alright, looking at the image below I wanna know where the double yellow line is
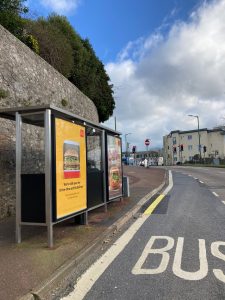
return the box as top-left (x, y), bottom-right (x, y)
top-left (144, 194), bottom-right (165, 215)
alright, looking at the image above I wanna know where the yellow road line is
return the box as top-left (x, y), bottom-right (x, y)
top-left (144, 194), bottom-right (165, 215)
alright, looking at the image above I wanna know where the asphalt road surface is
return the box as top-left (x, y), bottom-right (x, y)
top-left (62, 168), bottom-right (225, 300)
top-left (170, 165), bottom-right (225, 201)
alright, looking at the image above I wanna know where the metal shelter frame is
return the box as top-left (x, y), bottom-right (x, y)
top-left (0, 105), bottom-right (121, 247)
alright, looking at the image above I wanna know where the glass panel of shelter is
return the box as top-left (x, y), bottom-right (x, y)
top-left (86, 126), bottom-right (104, 209)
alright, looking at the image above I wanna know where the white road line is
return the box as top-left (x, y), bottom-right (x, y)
top-left (199, 181), bottom-right (204, 183)
top-left (194, 177), bottom-right (198, 180)
top-left (188, 175), bottom-right (192, 177)
top-left (61, 172), bottom-right (174, 300)
top-left (222, 201), bottom-right (225, 205)
top-left (212, 192), bottom-right (219, 197)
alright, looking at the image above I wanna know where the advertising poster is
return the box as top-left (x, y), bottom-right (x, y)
top-left (107, 135), bottom-right (122, 200)
top-left (55, 118), bottom-right (87, 219)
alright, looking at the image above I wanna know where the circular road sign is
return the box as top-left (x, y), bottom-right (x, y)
top-left (145, 139), bottom-right (150, 146)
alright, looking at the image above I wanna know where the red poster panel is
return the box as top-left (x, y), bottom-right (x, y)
top-left (107, 135), bottom-right (122, 200)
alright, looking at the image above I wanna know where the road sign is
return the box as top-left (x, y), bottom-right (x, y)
top-left (145, 139), bottom-right (150, 146)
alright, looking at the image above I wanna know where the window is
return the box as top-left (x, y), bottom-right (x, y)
top-left (174, 157), bottom-right (177, 161)
top-left (173, 137), bottom-right (176, 145)
top-left (188, 135), bottom-right (192, 140)
top-left (188, 145), bottom-right (192, 151)
top-left (189, 156), bottom-right (193, 161)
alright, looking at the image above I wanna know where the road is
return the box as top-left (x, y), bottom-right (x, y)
top-left (61, 167), bottom-right (225, 300)
top-left (170, 165), bottom-right (225, 201)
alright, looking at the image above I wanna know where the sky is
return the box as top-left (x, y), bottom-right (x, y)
top-left (27, 0), bottom-right (225, 151)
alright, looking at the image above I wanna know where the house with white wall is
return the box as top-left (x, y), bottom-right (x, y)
top-left (163, 127), bottom-right (225, 165)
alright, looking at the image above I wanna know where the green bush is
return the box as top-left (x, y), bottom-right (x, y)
top-left (61, 98), bottom-right (68, 107)
top-left (24, 34), bottom-right (39, 54)
top-left (0, 88), bottom-right (9, 98)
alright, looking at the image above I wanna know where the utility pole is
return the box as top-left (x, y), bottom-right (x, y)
top-left (188, 114), bottom-right (201, 161)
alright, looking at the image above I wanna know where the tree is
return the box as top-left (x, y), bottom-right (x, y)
top-left (0, 0), bottom-right (28, 38)
top-left (1, 9), bottom-right (115, 122)
top-left (46, 15), bottom-right (115, 122)
top-left (91, 60), bottom-right (115, 121)
top-left (25, 18), bottom-right (73, 77)
top-left (0, 0), bottom-right (28, 13)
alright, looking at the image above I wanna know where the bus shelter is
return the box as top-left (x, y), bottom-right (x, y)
top-left (0, 105), bottom-right (123, 247)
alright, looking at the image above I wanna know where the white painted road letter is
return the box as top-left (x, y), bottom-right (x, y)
top-left (172, 237), bottom-right (208, 280)
top-left (132, 236), bottom-right (174, 275)
top-left (211, 241), bottom-right (225, 283)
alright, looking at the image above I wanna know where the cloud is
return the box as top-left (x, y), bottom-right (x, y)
top-left (104, 0), bottom-right (225, 151)
top-left (40, 0), bottom-right (80, 14)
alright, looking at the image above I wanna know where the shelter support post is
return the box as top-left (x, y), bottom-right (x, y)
top-left (45, 109), bottom-right (53, 248)
top-left (84, 211), bottom-right (88, 225)
top-left (16, 113), bottom-right (22, 243)
top-left (102, 130), bottom-right (108, 213)
top-left (81, 211), bottom-right (88, 225)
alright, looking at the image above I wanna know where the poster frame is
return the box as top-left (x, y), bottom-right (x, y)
top-left (106, 133), bottom-right (123, 202)
top-left (51, 116), bottom-right (87, 222)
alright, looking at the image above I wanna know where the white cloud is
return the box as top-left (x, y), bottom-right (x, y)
top-left (104, 0), bottom-right (225, 151)
top-left (40, 0), bottom-right (80, 14)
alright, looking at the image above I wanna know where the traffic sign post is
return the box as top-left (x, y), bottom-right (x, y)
top-left (145, 139), bottom-right (150, 151)
top-left (144, 139), bottom-right (150, 167)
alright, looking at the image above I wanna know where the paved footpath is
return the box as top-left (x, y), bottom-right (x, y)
top-left (0, 166), bottom-right (165, 300)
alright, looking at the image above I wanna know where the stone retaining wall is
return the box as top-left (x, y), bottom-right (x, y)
top-left (0, 25), bottom-right (99, 219)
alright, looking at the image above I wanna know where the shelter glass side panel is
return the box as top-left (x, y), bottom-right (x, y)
top-left (107, 135), bottom-right (122, 201)
top-left (55, 118), bottom-right (87, 220)
top-left (87, 128), bottom-right (104, 208)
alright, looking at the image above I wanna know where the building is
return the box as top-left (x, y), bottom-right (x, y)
top-left (163, 127), bottom-right (225, 165)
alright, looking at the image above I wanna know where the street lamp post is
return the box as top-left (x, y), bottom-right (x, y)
top-left (125, 133), bottom-right (132, 161)
top-left (188, 114), bottom-right (201, 161)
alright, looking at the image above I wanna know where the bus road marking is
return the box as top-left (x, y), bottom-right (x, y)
top-left (132, 236), bottom-right (225, 283)
top-left (61, 171), bottom-right (174, 300)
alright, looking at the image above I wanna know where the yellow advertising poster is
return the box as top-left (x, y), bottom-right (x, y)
top-left (55, 118), bottom-right (87, 219)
